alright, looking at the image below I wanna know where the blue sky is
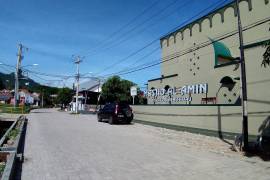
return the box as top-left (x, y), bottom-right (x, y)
top-left (0, 0), bottom-right (232, 88)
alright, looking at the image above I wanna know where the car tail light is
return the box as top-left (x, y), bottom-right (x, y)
top-left (129, 106), bottom-right (133, 113)
top-left (115, 105), bottom-right (119, 114)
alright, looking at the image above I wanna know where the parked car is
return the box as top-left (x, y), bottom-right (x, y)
top-left (259, 135), bottom-right (270, 153)
top-left (97, 102), bottom-right (133, 124)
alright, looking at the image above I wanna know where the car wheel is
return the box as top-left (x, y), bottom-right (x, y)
top-left (98, 115), bottom-right (102, 122)
top-left (126, 118), bottom-right (132, 124)
top-left (109, 116), bottom-right (114, 125)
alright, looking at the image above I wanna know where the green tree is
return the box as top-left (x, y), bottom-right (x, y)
top-left (135, 89), bottom-right (147, 105)
top-left (262, 41), bottom-right (270, 67)
top-left (56, 88), bottom-right (73, 106)
top-left (101, 76), bottom-right (135, 103)
top-left (36, 85), bottom-right (60, 107)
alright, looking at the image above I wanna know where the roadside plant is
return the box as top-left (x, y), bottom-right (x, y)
top-left (7, 129), bottom-right (19, 141)
top-left (0, 162), bottom-right (5, 176)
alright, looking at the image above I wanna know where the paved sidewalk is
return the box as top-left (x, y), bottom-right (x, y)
top-left (21, 109), bottom-right (270, 180)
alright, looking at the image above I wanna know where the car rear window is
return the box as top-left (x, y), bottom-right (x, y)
top-left (118, 103), bottom-right (129, 109)
top-left (104, 103), bottom-right (115, 110)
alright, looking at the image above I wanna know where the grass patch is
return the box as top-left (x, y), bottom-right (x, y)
top-left (7, 129), bottom-right (20, 141)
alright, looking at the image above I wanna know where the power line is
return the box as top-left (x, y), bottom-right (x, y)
top-left (8, 14), bottom-right (268, 84)
top-left (27, 47), bottom-right (71, 62)
top-left (84, 0), bottom-right (184, 57)
top-left (78, 0), bottom-right (161, 55)
top-left (28, 72), bottom-right (63, 82)
top-left (105, 17), bottom-right (270, 77)
top-left (95, 38), bottom-right (158, 75)
top-left (3, 0), bottom-right (229, 82)
top-left (25, 69), bottom-right (73, 78)
top-left (161, 16), bottom-right (270, 62)
top-left (116, 47), bottom-right (160, 74)
top-left (88, 0), bottom-right (229, 60)
top-left (0, 63), bottom-right (74, 81)
top-left (105, 59), bottom-right (158, 77)
top-left (90, 0), bottom-right (219, 58)
top-left (96, 0), bottom-right (230, 75)
top-left (28, 73), bottom-right (71, 88)
top-left (116, 36), bottom-right (270, 77)
top-left (14, 15), bottom-right (268, 83)
top-left (0, 66), bottom-right (13, 73)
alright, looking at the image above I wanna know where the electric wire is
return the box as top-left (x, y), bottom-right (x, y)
top-left (25, 69), bottom-right (73, 78)
top-left (95, 0), bottom-right (231, 75)
top-left (116, 47), bottom-right (160, 74)
top-left (83, 0), bottom-right (181, 57)
top-left (0, 66), bottom-right (13, 74)
top-left (114, 34), bottom-right (270, 77)
top-left (78, 0), bottom-right (161, 55)
top-left (85, 0), bottom-right (189, 57)
top-left (3, 0), bottom-right (230, 81)
top-left (3, 16), bottom-right (268, 84)
top-left (104, 17), bottom-right (270, 77)
top-left (89, 0), bottom-right (229, 58)
top-left (2, 0), bottom-right (265, 86)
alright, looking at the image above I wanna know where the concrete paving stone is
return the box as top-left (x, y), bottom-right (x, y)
top-left (21, 108), bottom-right (270, 180)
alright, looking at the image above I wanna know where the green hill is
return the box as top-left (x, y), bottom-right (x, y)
top-left (0, 71), bottom-right (62, 95)
top-left (0, 72), bottom-right (42, 91)
top-left (0, 71), bottom-right (67, 106)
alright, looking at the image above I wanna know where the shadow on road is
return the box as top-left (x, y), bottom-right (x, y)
top-left (98, 119), bottom-right (135, 126)
top-left (245, 116), bottom-right (270, 161)
top-left (14, 118), bottom-right (28, 180)
top-left (31, 111), bottom-right (53, 114)
top-left (244, 143), bottom-right (270, 161)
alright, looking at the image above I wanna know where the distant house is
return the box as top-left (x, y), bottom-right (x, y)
top-left (0, 90), bottom-right (12, 104)
top-left (19, 89), bottom-right (34, 105)
top-left (9, 90), bottom-right (40, 106)
top-left (70, 79), bottom-right (104, 112)
top-left (79, 79), bottom-right (103, 105)
top-left (32, 92), bottom-right (40, 106)
top-left (70, 95), bottom-right (85, 112)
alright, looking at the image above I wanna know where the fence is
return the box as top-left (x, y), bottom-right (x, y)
top-left (0, 104), bottom-right (30, 114)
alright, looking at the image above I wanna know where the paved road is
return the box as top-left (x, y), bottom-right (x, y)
top-left (22, 109), bottom-right (269, 180)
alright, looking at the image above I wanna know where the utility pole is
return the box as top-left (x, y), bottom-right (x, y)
top-left (96, 78), bottom-right (101, 110)
top-left (14, 44), bottom-right (23, 107)
top-left (74, 56), bottom-right (82, 114)
top-left (236, 0), bottom-right (249, 151)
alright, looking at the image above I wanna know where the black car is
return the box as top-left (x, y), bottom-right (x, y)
top-left (97, 102), bottom-right (133, 124)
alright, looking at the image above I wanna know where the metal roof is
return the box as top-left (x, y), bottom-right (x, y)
top-left (79, 79), bottom-right (103, 92)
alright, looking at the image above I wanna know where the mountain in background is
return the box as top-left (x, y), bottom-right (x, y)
top-left (0, 71), bottom-right (61, 94)
top-left (0, 71), bottom-right (42, 91)
top-left (0, 71), bottom-right (71, 106)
